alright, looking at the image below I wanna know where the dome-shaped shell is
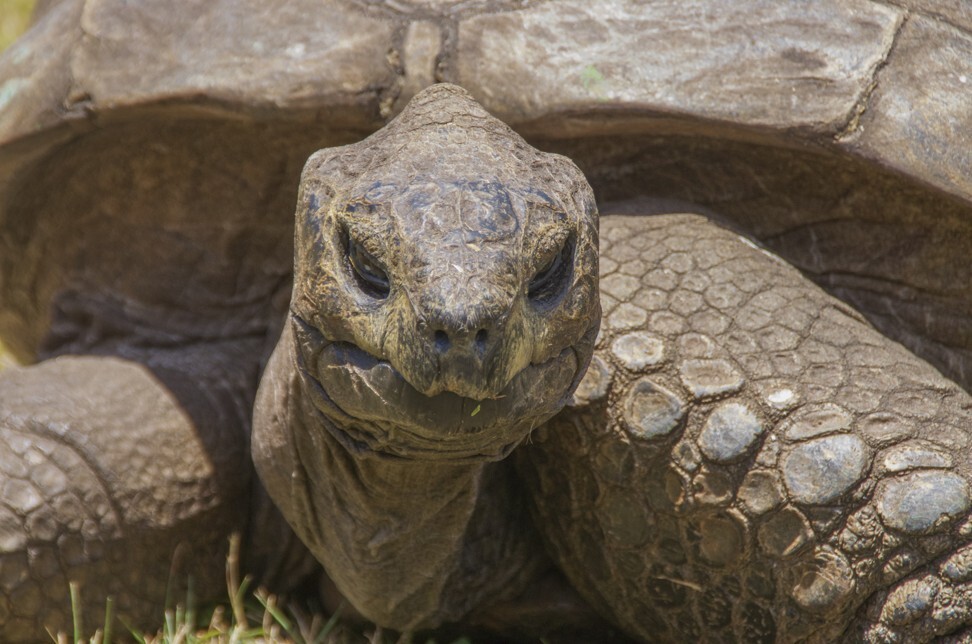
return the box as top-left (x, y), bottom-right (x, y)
top-left (1, 0), bottom-right (970, 392)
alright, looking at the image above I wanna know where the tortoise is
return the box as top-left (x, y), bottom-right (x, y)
top-left (1, 0), bottom-right (972, 641)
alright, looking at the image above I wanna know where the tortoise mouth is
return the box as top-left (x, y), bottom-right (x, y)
top-left (292, 315), bottom-right (580, 461)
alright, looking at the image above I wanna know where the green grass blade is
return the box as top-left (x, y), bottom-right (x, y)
top-left (314, 603), bottom-right (344, 644)
top-left (225, 533), bottom-right (249, 629)
top-left (120, 617), bottom-right (146, 644)
top-left (102, 597), bottom-right (114, 644)
top-left (185, 576), bottom-right (196, 639)
top-left (69, 582), bottom-right (82, 644)
top-left (255, 589), bottom-right (293, 633)
top-left (165, 608), bottom-right (176, 640)
top-left (232, 576), bottom-right (253, 620)
top-left (237, 626), bottom-right (266, 639)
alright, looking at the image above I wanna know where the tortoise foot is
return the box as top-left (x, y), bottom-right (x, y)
top-left (0, 347), bottom-right (254, 640)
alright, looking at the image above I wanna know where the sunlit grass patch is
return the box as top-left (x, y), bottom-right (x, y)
top-left (51, 535), bottom-right (343, 644)
top-left (52, 535), bottom-right (474, 644)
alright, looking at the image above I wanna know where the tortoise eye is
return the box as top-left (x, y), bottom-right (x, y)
top-left (528, 235), bottom-right (574, 304)
top-left (347, 236), bottom-right (390, 299)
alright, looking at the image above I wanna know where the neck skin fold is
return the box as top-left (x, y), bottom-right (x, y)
top-left (252, 322), bottom-right (546, 631)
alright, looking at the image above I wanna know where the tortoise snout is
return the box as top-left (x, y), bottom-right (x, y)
top-left (418, 303), bottom-right (514, 398)
top-left (431, 325), bottom-right (490, 358)
top-left (426, 305), bottom-right (503, 367)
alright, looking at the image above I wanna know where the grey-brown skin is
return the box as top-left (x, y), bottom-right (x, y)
top-left (3, 0), bottom-right (972, 641)
top-left (0, 341), bottom-right (270, 639)
top-left (522, 215), bottom-right (972, 642)
top-left (255, 85), bottom-right (972, 642)
top-left (6, 0), bottom-right (972, 398)
top-left (281, 84), bottom-right (599, 460)
top-left (2, 76), bottom-right (972, 641)
top-left (252, 84), bottom-right (600, 630)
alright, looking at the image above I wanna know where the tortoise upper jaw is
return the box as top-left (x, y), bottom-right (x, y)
top-left (291, 314), bottom-right (580, 461)
top-left (401, 336), bottom-right (523, 401)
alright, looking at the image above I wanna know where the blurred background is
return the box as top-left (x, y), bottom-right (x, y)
top-left (0, 0), bottom-right (33, 51)
top-left (0, 0), bottom-right (33, 368)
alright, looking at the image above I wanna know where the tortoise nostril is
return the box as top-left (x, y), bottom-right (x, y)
top-left (434, 330), bottom-right (450, 353)
top-left (475, 329), bottom-right (488, 351)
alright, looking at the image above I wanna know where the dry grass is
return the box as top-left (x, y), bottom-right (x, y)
top-left (53, 535), bottom-right (451, 644)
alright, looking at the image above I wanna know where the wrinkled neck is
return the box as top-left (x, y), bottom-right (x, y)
top-left (252, 324), bottom-right (544, 631)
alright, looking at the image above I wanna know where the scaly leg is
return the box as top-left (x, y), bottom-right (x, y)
top-left (522, 214), bottom-right (972, 642)
top-left (0, 340), bottom-right (258, 640)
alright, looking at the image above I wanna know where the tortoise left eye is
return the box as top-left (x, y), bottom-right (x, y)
top-left (347, 236), bottom-right (390, 299)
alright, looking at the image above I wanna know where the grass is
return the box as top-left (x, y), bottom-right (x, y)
top-left (52, 536), bottom-right (345, 644)
top-left (0, 0), bottom-right (33, 52)
top-left (52, 535), bottom-right (474, 644)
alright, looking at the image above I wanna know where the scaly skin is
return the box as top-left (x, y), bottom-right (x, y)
top-left (256, 86), bottom-right (972, 641)
top-left (0, 340), bottom-right (262, 640)
top-left (4, 84), bottom-right (972, 642)
top-left (254, 323), bottom-right (551, 631)
top-left (520, 214), bottom-right (972, 642)
top-left (253, 84), bottom-right (601, 631)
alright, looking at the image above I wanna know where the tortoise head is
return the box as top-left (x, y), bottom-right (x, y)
top-left (290, 84), bottom-right (599, 461)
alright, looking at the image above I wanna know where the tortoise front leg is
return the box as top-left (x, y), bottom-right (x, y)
top-left (848, 550), bottom-right (972, 642)
top-left (0, 341), bottom-right (257, 641)
top-left (521, 213), bottom-right (972, 642)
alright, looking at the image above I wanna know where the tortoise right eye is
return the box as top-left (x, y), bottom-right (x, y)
top-left (528, 235), bottom-right (574, 305)
top-left (347, 236), bottom-right (390, 299)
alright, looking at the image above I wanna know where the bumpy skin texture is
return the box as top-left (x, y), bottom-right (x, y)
top-left (0, 341), bottom-right (260, 640)
top-left (4, 75), bottom-right (972, 641)
top-left (253, 84), bottom-right (600, 631)
top-left (521, 214), bottom-right (972, 642)
top-left (284, 83), bottom-right (599, 460)
top-left (256, 86), bottom-right (972, 641)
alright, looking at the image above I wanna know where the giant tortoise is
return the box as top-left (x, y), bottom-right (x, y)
top-left (1, 0), bottom-right (971, 642)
